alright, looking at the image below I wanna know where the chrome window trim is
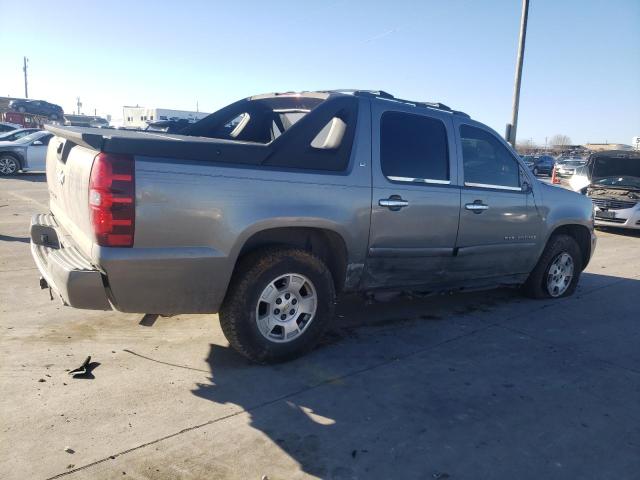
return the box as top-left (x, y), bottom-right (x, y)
top-left (464, 182), bottom-right (522, 192)
top-left (387, 176), bottom-right (451, 185)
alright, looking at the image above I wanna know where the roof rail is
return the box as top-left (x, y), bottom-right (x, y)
top-left (342, 90), bottom-right (470, 118)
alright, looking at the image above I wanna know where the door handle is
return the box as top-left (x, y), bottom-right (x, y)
top-left (379, 196), bottom-right (409, 211)
top-left (465, 201), bottom-right (489, 214)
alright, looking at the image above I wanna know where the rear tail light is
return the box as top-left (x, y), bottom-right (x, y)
top-left (89, 153), bottom-right (135, 247)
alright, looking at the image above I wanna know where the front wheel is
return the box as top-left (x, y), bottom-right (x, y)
top-left (220, 247), bottom-right (335, 363)
top-left (523, 234), bottom-right (582, 299)
top-left (0, 155), bottom-right (20, 176)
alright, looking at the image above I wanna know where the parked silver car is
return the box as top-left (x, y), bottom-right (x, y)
top-left (0, 131), bottom-right (53, 176)
top-left (586, 151), bottom-right (640, 230)
top-left (30, 90), bottom-right (596, 362)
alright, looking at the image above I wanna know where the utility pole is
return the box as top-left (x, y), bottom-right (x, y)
top-left (506, 0), bottom-right (530, 147)
top-left (76, 97), bottom-right (82, 115)
top-left (23, 57), bottom-right (29, 98)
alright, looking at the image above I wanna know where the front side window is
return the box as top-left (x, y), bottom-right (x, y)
top-left (460, 125), bottom-right (520, 189)
top-left (380, 112), bottom-right (449, 182)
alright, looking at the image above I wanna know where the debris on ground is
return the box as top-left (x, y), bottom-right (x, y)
top-left (64, 447), bottom-right (75, 454)
top-left (38, 378), bottom-right (46, 382)
top-left (68, 356), bottom-right (99, 378)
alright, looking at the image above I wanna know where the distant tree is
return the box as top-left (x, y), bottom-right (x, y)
top-left (516, 138), bottom-right (537, 154)
top-left (550, 134), bottom-right (571, 147)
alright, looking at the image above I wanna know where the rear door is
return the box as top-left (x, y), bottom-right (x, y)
top-left (363, 103), bottom-right (461, 289)
top-left (451, 121), bottom-right (541, 279)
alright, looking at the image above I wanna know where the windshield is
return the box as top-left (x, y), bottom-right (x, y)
top-left (13, 132), bottom-right (44, 144)
top-left (592, 176), bottom-right (640, 189)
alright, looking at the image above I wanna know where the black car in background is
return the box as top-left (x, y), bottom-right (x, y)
top-left (522, 154), bottom-right (555, 176)
top-left (8, 99), bottom-right (64, 120)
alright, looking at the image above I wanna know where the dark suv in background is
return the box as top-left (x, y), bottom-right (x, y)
top-left (9, 99), bottom-right (64, 120)
top-left (523, 155), bottom-right (555, 176)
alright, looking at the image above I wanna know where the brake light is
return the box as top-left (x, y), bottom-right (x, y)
top-left (89, 153), bottom-right (135, 247)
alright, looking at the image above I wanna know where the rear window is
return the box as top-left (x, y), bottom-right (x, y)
top-left (184, 95), bottom-right (328, 144)
top-left (380, 112), bottom-right (449, 182)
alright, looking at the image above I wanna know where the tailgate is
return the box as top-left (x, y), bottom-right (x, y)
top-left (45, 137), bottom-right (98, 259)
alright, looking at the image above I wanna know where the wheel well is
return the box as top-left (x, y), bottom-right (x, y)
top-left (237, 227), bottom-right (348, 293)
top-left (0, 152), bottom-right (22, 168)
top-left (550, 224), bottom-right (591, 269)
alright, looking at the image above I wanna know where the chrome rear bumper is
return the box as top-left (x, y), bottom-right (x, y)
top-left (30, 213), bottom-right (111, 310)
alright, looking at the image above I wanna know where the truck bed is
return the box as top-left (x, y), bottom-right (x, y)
top-left (45, 125), bottom-right (269, 165)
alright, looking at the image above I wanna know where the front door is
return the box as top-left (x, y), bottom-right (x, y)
top-left (26, 136), bottom-right (50, 171)
top-left (363, 105), bottom-right (461, 289)
top-left (451, 122), bottom-right (542, 280)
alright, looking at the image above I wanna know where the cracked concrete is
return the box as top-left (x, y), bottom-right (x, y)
top-left (1, 173), bottom-right (639, 479)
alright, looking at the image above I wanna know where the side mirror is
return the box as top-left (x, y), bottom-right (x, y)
top-left (521, 180), bottom-right (533, 193)
top-left (32, 140), bottom-right (43, 146)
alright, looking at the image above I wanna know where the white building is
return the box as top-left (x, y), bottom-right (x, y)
top-left (122, 106), bottom-right (209, 128)
top-left (633, 136), bottom-right (640, 151)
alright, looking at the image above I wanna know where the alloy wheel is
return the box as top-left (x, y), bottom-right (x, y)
top-left (255, 273), bottom-right (317, 343)
top-left (546, 252), bottom-right (574, 297)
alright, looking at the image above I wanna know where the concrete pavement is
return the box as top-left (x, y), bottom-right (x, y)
top-left (1, 173), bottom-right (639, 479)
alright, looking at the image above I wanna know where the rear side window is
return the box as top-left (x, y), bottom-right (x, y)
top-left (460, 125), bottom-right (520, 188)
top-left (380, 112), bottom-right (449, 182)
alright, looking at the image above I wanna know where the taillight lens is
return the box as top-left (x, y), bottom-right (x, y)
top-left (89, 153), bottom-right (135, 247)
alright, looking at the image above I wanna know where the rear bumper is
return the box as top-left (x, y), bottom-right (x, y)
top-left (30, 213), bottom-right (111, 310)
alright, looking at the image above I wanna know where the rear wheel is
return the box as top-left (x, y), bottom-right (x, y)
top-left (220, 247), bottom-right (335, 363)
top-left (0, 155), bottom-right (20, 176)
top-left (523, 234), bottom-right (582, 299)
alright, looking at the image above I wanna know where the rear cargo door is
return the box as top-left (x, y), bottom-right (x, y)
top-left (364, 103), bottom-right (461, 289)
top-left (46, 137), bottom-right (98, 258)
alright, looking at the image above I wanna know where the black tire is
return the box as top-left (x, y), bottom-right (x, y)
top-left (219, 247), bottom-right (335, 363)
top-left (0, 155), bottom-right (20, 176)
top-left (523, 234), bottom-right (583, 299)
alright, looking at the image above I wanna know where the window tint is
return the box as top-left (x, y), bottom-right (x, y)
top-left (380, 112), bottom-right (449, 181)
top-left (460, 125), bottom-right (520, 188)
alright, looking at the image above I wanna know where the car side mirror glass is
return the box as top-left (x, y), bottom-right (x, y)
top-left (32, 140), bottom-right (43, 146)
top-left (521, 180), bottom-right (532, 193)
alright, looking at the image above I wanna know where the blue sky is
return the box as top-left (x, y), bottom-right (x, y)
top-left (0, 0), bottom-right (638, 145)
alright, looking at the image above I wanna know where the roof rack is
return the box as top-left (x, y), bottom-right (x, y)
top-left (327, 89), bottom-right (470, 118)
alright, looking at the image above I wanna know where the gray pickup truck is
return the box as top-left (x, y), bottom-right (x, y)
top-left (31, 90), bottom-right (596, 362)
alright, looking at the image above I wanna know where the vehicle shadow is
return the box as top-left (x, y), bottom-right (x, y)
top-left (596, 226), bottom-right (640, 238)
top-left (8, 172), bottom-right (46, 182)
top-left (189, 273), bottom-right (640, 478)
top-left (0, 234), bottom-right (30, 243)
top-left (189, 287), bottom-right (521, 478)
